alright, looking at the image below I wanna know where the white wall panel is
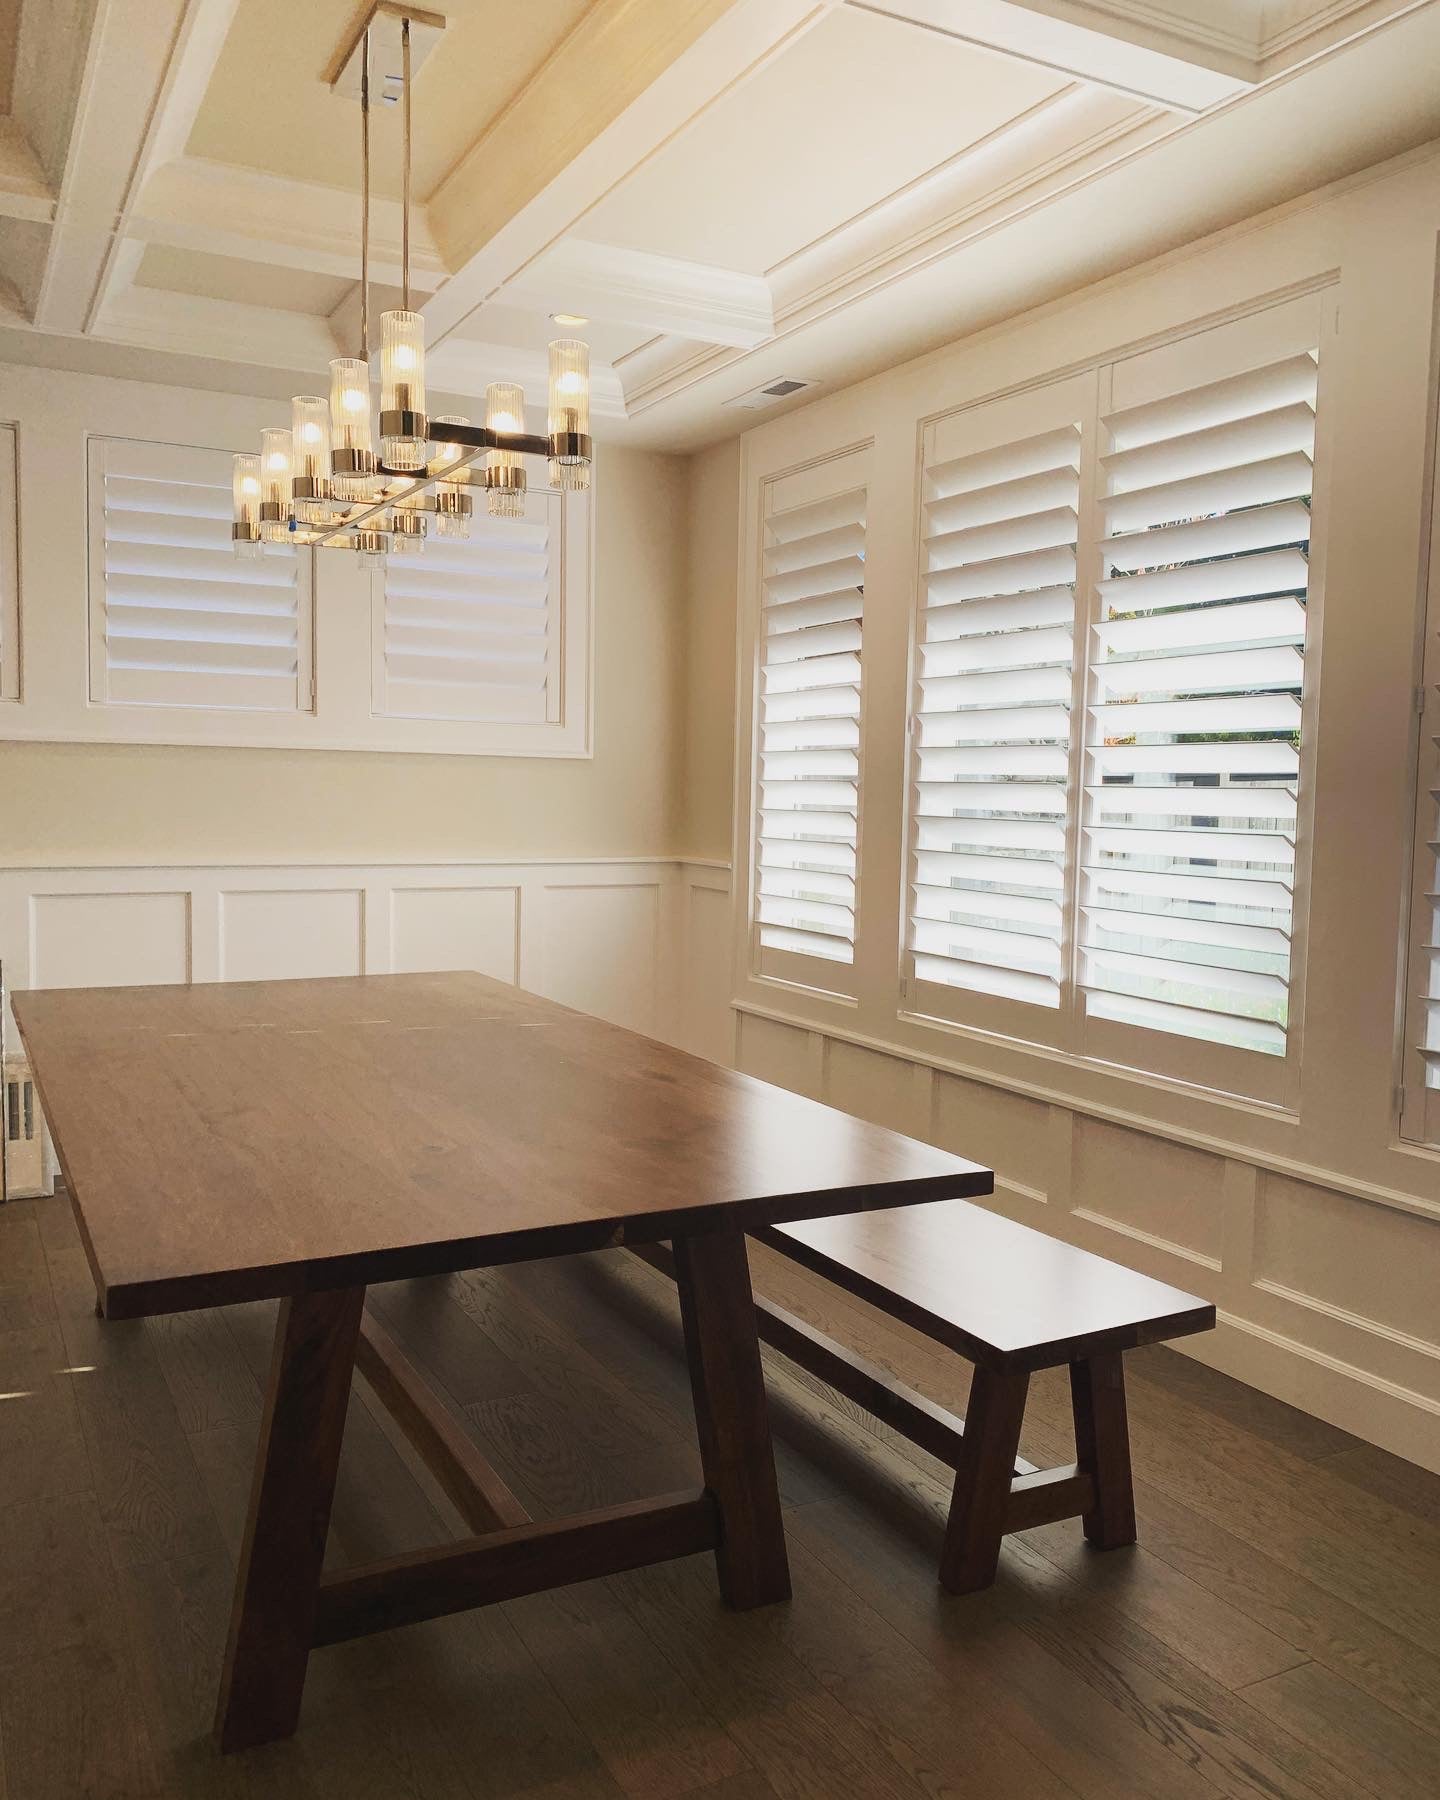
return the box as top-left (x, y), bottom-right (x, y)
top-left (219, 889), bottom-right (365, 983)
top-left (30, 891), bottom-right (190, 988)
top-left (930, 1070), bottom-right (1055, 1206)
top-left (538, 882), bottom-right (660, 1035)
top-left (390, 886), bottom-right (519, 983)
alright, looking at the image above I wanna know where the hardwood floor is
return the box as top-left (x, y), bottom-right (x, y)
top-left (2, 1191), bottom-right (1439, 1799)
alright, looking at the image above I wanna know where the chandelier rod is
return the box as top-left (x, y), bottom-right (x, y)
top-left (359, 27), bottom-right (371, 358)
top-left (401, 15), bottom-right (412, 314)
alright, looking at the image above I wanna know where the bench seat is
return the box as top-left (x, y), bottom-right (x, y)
top-left (634, 1196), bottom-right (1214, 1594)
top-left (755, 1198), bottom-right (1215, 1371)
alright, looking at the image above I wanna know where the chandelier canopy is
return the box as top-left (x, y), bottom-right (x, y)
top-left (232, 7), bottom-right (592, 566)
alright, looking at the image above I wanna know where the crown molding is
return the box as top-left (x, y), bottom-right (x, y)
top-left (503, 238), bottom-right (774, 348)
top-left (131, 156), bottom-right (447, 293)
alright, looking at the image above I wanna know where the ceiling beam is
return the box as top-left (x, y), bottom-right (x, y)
top-left (125, 157), bottom-right (446, 296)
top-left (33, 0), bottom-right (239, 336)
top-left (503, 238), bottom-right (774, 348)
top-left (855, 0), bottom-right (1258, 112)
top-left (422, 0), bottom-right (839, 349)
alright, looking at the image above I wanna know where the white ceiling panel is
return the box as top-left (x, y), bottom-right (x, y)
top-left (580, 5), bottom-right (1071, 275)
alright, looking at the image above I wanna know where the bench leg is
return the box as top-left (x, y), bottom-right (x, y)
top-left (939, 1366), bottom-right (1029, 1594)
top-left (1069, 1351), bottom-right (1136, 1551)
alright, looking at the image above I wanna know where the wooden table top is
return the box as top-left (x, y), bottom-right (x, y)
top-left (14, 972), bottom-right (991, 1320)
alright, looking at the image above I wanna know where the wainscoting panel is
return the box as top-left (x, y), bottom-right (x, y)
top-left (537, 882), bottom-right (661, 1036)
top-left (29, 890), bottom-right (191, 989)
top-left (219, 888), bottom-right (366, 983)
top-left (390, 885), bottom-right (520, 983)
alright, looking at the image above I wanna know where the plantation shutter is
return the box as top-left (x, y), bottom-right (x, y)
top-left (1079, 300), bottom-right (1322, 1071)
top-left (375, 488), bottom-right (558, 724)
top-left (906, 381), bottom-right (1088, 1021)
top-left (755, 455), bottom-right (868, 978)
top-left (88, 437), bottom-right (312, 712)
top-left (0, 424), bottom-right (16, 703)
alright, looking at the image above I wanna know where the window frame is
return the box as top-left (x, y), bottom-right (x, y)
top-left (893, 291), bottom-right (1336, 1110)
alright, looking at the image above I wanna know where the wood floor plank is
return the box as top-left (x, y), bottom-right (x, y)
top-left (0, 1490), bottom-right (127, 1668)
top-left (0, 1641), bottom-right (163, 1800)
top-left (1121, 1476), bottom-right (1440, 1741)
top-left (367, 1275), bottom-right (534, 1407)
top-left (614, 1556), bottom-right (936, 1800)
top-left (791, 1494), bottom-right (1313, 1800)
top-left (1238, 1659), bottom-right (1440, 1800)
top-left (506, 1576), bottom-right (754, 1800)
top-left (1125, 1346), bottom-right (1359, 1465)
top-left (148, 1311), bottom-right (263, 1437)
top-left (559, 1250), bottom-right (842, 1509)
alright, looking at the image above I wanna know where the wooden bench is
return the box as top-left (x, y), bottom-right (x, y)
top-left (634, 1197), bottom-right (1214, 1593)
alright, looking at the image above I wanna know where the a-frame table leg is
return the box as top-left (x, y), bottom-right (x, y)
top-left (673, 1229), bottom-right (791, 1610)
top-left (215, 1285), bottom-right (365, 1753)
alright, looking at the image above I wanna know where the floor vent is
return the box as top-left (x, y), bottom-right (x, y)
top-left (723, 376), bottom-right (817, 411)
top-left (3, 1058), bottom-right (52, 1200)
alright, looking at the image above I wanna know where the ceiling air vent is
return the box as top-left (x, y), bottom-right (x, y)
top-left (723, 377), bottom-right (817, 412)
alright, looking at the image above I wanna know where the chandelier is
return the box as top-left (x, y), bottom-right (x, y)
top-left (231, 10), bottom-right (592, 566)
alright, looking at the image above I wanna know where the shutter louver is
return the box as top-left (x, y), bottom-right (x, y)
top-left (377, 494), bottom-right (557, 724)
top-left (91, 438), bottom-right (310, 712)
top-left (1080, 348), bottom-right (1318, 1056)
top-left (908, 423), bottom-right (1082, 1006)
top-left (757, 484), bottom-right (866, 966)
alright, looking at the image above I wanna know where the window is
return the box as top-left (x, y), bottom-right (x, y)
top-left (88, 437), bottom-right (313, 714)
top-left (374, 490), bottom-right (560, 725)
top-left (752, 451), bottom-right (869, 988)
top-left (901, 294), bottom-right (1328, 1100)
top-left (1, 423), bottom-right (18, 703)
top-left (907, 380), bottom-right (1088, 1038)
top-left (0, 421), bottom-right (591, 755)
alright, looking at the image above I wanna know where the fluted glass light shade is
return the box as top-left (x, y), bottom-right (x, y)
top-left (390, 480), bottom-right (427, 556)
top-left (231, 452), bottom-right (262, 557)
top-left (328, 356), bottom-right (377, 499)
top-left (547, 338), bottom-right (590, 491)
top-left (380, 309), bottom-right (427, 470)
top-left (485, 383), bottom-right (526, 519)
top-left (290, 395), bottom-right (332, 523)
top-left (432, 414), bottom-right (473, 539)
top-left (259, 428), bottom-right (293, 544)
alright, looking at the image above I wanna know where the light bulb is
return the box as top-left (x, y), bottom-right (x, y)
top-left (379, 310), bottom-right (427, 471)
top-left (547, 339), bottom-right (591, 492)
top-left (328, 357), bottom-right (377, 501)
top-left (259, 428), bottom-right (293, 543)
top-left (485, 382), bottom-right (527, 519)
top-left (232, 452), bottom-right (263, 557)
top-left (290, 395), bottom-right (333, 523)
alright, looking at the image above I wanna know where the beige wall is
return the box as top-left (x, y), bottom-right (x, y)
top-left (3, 443), bottom-right (688, 865)
top-left (678, 437), bottom-right (740, 861)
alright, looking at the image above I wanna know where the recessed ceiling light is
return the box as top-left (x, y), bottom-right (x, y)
top-left (551, 312), bottom-right (589, 327)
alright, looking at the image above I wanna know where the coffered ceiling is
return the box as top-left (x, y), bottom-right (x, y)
top-left (0, 0), bottom-right (1436, 450)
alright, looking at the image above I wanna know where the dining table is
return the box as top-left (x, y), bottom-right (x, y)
top-left (12, 970), bottom-right (992, 1753)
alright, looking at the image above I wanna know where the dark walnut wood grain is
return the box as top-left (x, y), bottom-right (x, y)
top-left (13, 972), bottom-right (991, 1321)
top-left (757, 1197), bottom-right (1214, 1372)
